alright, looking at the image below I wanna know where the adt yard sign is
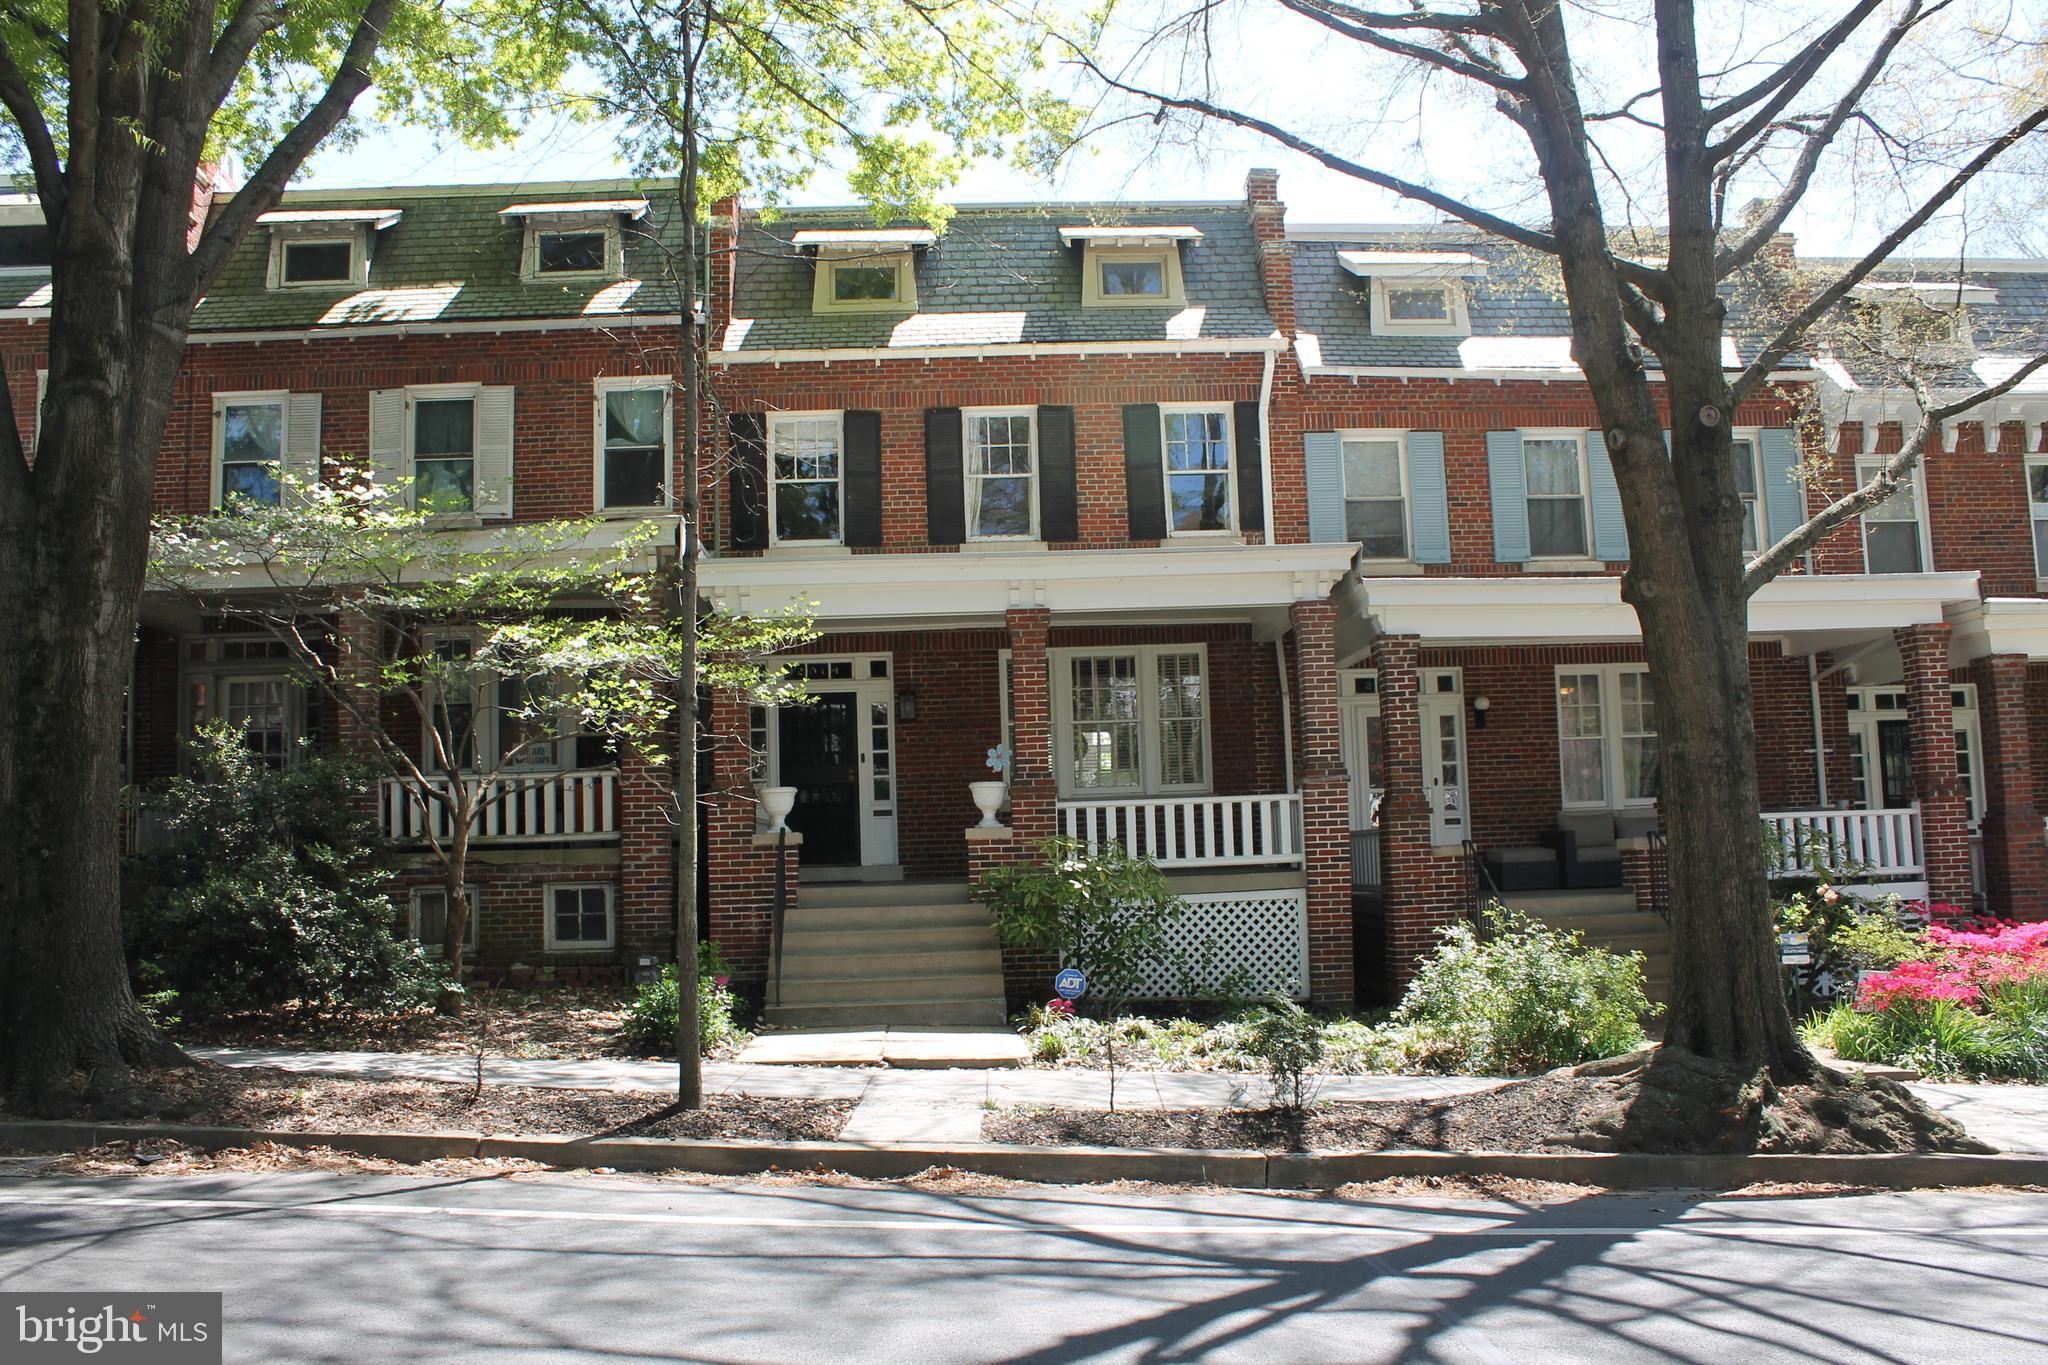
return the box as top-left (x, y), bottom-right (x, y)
top-left (1054, 967), bottom-right (1087, 1000)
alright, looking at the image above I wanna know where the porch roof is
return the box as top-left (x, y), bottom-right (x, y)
top-left (700, 543), bottom-right (1354, 629)
top-left (1335, 570), bottom-right (1982, 663)
top-left (1946, 596), bottom-right (2048, 663)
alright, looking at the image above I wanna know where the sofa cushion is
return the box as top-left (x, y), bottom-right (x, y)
top-left (1557, 810), bottom-right (1618, 849)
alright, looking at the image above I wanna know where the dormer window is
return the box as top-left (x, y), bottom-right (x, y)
top-left (502, 199), bottom-right (648, 283)
top-left (1337, 250), bottom-right (1486, 337)
top-left (257, 208), bottom-right (399, 291)
top-left (793, 228), bottom-right (933, 313)
top-left (1061, 225), bottom-right (1198, 308)
top-left (0, 223), bottom-right (51, 271)
top-left (1847, 280), bottom-right (1991, 361)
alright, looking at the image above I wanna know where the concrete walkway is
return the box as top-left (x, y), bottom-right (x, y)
top-left (736, 1028), bottom-right (1030, 1069)
top-left (189, 1047), bottom-right (2048, 1151)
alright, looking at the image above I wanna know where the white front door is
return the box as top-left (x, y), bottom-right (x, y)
top-left (1419, 670), bottom-right (1468, 846)
top-left (1341, 701), bottom-right (1379, 830)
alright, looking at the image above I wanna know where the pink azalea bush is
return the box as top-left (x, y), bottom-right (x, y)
top-left (1855, 919), bottom-right (2048, 1011)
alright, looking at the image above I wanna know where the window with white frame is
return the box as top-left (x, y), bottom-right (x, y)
top-left (1730, 433), bottom-right (1762, 554)
top-left (281, 238), bottom-right (352, 285)
top-left (496, 675), bottom-right (562, 769)
top-left (1555, 666), bottom-right (1658, 809)
top-left (221, 676), bottom-right (290, 767)
top-left (517, 216), bottom-right (624, 282)
top-left (1856, 455), bottom-right (1926, 573)
top-left (810, 252), bottom-right (916, 312)
top-left (264, 224), bottom-right (374, 291)
top-left (1163, 408), bottom-right (1234, 533)
top-left (535, 229), bottom-right (608, 275)
top-left (548, 884), bottom-right (614, 949)
top-left (598, 382), bottom-right (669, 511)
top-left (411, 887), bottom-right (478, 953)
top-left (427, 635), bottom-right (481, 770)
top-left (768, 413), bottom-right (842, 543)
top-left (1342, 434), bottom-right (1407, 558)
top-left (1081, 247), bottom-right (1184, 308)
top-left (1523, 434), bottom-right (1589, 558)
top-left (966, 411), bottom-right (1035, 539)
top-left (413, 395), bottom-right (477, 516)
top-left (1368, 277), bottom-right (1470, 336)
top-left (2028, 458), bottom-right (2048, 578)
top-left (217, 395), bottom-right (286, 507)
top-left (1055, 647), bottom-right (1210, 795)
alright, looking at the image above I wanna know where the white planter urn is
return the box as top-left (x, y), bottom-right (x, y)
top-left (969, 780), bottom-right (1008, 829)
top-left (757, 784), bottom-right (798, 833)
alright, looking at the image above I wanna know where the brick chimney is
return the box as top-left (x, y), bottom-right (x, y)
top-left (1245, 167), bottom-right (1294, 336)
top-left (187, 162), bottom-right (221, 252)
top-left (707, 194), bottom-right (741, 340)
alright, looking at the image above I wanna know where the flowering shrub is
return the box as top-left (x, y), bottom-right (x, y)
top-left (1855, 919), bottom-right (2048, 1009)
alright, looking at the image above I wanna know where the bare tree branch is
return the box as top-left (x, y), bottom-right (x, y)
top-left (1704, 0), bottom-right (1887, 136)
top-left (1279, 0), bottom-right (1523, 91)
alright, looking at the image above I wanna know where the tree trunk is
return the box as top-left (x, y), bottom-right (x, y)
top-left (672, 21), bottom-right (706, 1105)
top-left (0, 337), bottom-right (191, 1115)
top-left (438, 796), bottom-right (473, 1015)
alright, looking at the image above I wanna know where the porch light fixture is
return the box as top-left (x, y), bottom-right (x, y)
top-left (1472, 694), bottom-right (1490, 729)
top-left (896, 688), bottom-right (918, 722)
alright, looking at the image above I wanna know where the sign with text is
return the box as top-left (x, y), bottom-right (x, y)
top-left (1778, 932), bottom-right (1812, 966)
top-left (1053, 967), bottom-right (1087, 1000)
top-left (4, 1293), bottom-right (221, 1363)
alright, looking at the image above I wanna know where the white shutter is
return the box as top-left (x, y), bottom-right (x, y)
top-left (474, 385), bottom-right (515, 520)
top-left (282, 391), bottom-right (322, 500)
top-left (367, 388), bottom-right (409, 500)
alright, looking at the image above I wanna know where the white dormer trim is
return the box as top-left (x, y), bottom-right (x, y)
top-left (1336, 250), bottom-right (1487, 278)
top-left (1366, 276), bottom-right (1471, 337)
top-left (264, 226), bottom-right (376, 292)
top-left (1849, 280), bottom-right (1997, 306)
top-left (809, 247), bottom-right (918, 313)
top-left (1058, 224), bottom-right (1204, 246)
top-left (791, 228), bottom-right (937, 249)
top-left (513, 214), bottom-right (627, 284)
top-left (1079, 244), bottom-right (1187, 308)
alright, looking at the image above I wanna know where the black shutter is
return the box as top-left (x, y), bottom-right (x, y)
top-left (1122, 403), bottom-right (1165, 540)
top-left (1036, 405), bottom-right (1078, 543)
top-left (843, 410), bottom-right (883, 547)
top-left (924, 407), bottom-right (965, 545)
top-left (1234, 400), bottom-right (1265, 534)
top-left (728, 412), bottom-right (768, 550)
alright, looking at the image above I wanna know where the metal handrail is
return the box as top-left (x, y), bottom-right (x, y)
top-left (1646, 829), bottom-right (1671, 925)
top-left (769, 830), bottom-right (790, 1005)
top-left (1463, 839), bottom-right (1502, 938)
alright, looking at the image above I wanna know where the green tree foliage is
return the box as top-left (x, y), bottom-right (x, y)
top-left (123, 723), bottom-right (443, 1019)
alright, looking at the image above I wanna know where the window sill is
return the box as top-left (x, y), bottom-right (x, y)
top-left (1521, 557), bottom-right (1607, 573)
top-left (1163, 533), bottom-right (1247, 546)
top-left (1356, 558), bottom-right (1424, 577)
top-left (767, 542), bottom-right (853, 558)
top-left (600, 505), bottom-right (673, 519)
top-left (965, 539), bottom-right (1048, 554)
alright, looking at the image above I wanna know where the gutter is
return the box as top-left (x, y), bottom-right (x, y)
top-left (1258, 345), bottom-right (1277, 542)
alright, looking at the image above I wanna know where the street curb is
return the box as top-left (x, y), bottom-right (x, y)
top-left (3, 1119), bottom-right (2044, 1189)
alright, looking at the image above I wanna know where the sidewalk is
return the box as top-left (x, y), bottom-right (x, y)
top-left (189, 1047), bottom-right (2048, 1151)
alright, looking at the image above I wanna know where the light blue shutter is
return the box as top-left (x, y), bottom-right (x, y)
top-left (474, 385), bottom-right (516, 520)
top-left (367, 388), bottom-right (408, 504)
top-left (1759, 427), bottom-right (1803, 546)
top-left (1304, 432), bottom-right (1345, 544)
top-left (1486, 431), bottom-right (1530, 563)
top-left (282, 392), bottom-right (322, 503)
top-left (1406, 431), bottom-right (1450, 564)
top-left (1585, 429), bottom-right (1629, 561)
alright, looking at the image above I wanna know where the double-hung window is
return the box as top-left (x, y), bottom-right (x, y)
top-left (1163, 408), bottom-right (1234, 533)
top-left (768, 413), bottom-right (843, 543)
top-left (496, 675), bottom-right (561, 769)
top-left (217, 395), bottom-right (286, 507)
top-left (411, 887), bottom-right (478, 953)
top-left (221, 676), bottom-right (290, 767)
top-left (1730, 434), bottom-right (1762, 554)
top-left (427, 636), bottom-right (480, 771)
top-left (2028, 458), bottom-right (2048, 579)
top-left (414, 396), bottom-right (477, 516)
top-left (1523, 435), bottom-right (1588, 558)
top-left (598, 382), bottom-right (669, 511)
top-left (1555, 666), bottom-right (1658, 809)
top-left (965, 411), bottom-right (1035, 539)
top-left (1056, 646), bottom-right (1210, 796)
top-left (1342, 434), bottom-right (1407, 558)
top-left (548, 884), bottom-right (614, 949)
top-left (1856, 455), bottom-right (1926, 573)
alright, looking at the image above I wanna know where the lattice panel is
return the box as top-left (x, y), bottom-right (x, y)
top-left (1133, 889), bottom-right (1310, 1000)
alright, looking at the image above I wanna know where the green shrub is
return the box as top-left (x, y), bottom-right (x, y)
top-left (1806, 977), bottom-right (2048, 1081)
top-left (1240, 997), bottom-right (1326, 1108)
top-left (972, 838), bottom-right (1189, 1013)
top-left (122, 724), bottom-right (444, 1017)
top-left (617, 942), bottom-right (746, 1056)
top-left (1391, 904), bottom-right (1656, 1074)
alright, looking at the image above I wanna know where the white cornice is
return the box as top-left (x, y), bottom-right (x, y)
top-left (711, 334), bottom-right (1287, 365)
top-left (1946, 596), bottom-right (2048, 662)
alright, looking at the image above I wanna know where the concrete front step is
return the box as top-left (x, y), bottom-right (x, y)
top-left (776, 923), bottom-right (997, 957)
top-left (1532, 910), bottom-right (1669, 937)
top-left (1508, 888), bottom-right (1642, 917)
top-left (787, 902), bottom-right (995, 932)
top-left (774, 970), bottom-right (1007, 1008)
top-left (777, 947), bottom-right (1004, 983)
top-left (762, 998), bottom-right (1008, 1029)
top-left (798, 880), bottom-right (972, 909)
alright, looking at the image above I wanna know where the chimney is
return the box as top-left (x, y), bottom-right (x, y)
top-left (1244, 168), bottom-right (1294, 336)
top-left (707, 194), bottom-right (742, 341)
top-left (187, 162), bottom-right (220, 252)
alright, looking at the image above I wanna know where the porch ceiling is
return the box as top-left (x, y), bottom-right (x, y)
top-left (1336, 570), bottom-right (1982, 664)
top-left (700, 544), bottom-right (1354, 628)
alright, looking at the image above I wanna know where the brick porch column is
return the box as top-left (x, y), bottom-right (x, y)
top-left (1970, 653), bottom-right (2048, 919)
top-left (1372, 633), bottom-right (1454, 995)
top-left (1290, 599), bottom-right (1352, 1006)
top-left (1004, 607), bottom-right (1055, 845)
top-left (331, 605), bottom-right (382, 764)
top-left (1897, 623), bottom-right (1973, 907)
top-left (614, 739), bottom-right (675, 957)
top-left (704, 685), bottom-right (772, 987)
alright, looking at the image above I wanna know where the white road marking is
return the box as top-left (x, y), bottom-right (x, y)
top-left (0, 1191), bottom-right (2042, 1243)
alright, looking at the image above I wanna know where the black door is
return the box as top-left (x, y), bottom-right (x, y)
top-left (779, 692), bottom-right (862, 866)
top-left (1877, 719), bottom-right (1913, 809)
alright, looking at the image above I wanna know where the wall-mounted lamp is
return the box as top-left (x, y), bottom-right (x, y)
top-left (896, 688), bottom-right (918, 723)
top-left (1471, 694), bottom-right (1490, 730)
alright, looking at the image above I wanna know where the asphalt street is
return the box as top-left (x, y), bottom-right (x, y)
top-left (1, 1172), bottom-right (2045, 1363)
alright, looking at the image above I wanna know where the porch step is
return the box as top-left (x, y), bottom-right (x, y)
top-left (1505, 888), bottom-right (1642, 917)
top-left (763, 887), bottom-right (1008, 1030)
top-left (1512, 887), bottom-right (1672, 1015)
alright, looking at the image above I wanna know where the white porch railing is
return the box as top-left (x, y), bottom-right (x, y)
top-left (381, 770), bottom-right (620, 844)
top-left (1058, 793), bottom-right (1302, 868)
top-left (1761, 805), bottom-right (1923, 879)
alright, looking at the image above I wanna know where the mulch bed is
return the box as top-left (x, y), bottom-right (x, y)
top-left (984, 1058), bottom-right (1993, 1156)
top-left (3, 1065), bottom-right (850, 1143)
top-left (174, 987), bottom-right (643, 1061)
